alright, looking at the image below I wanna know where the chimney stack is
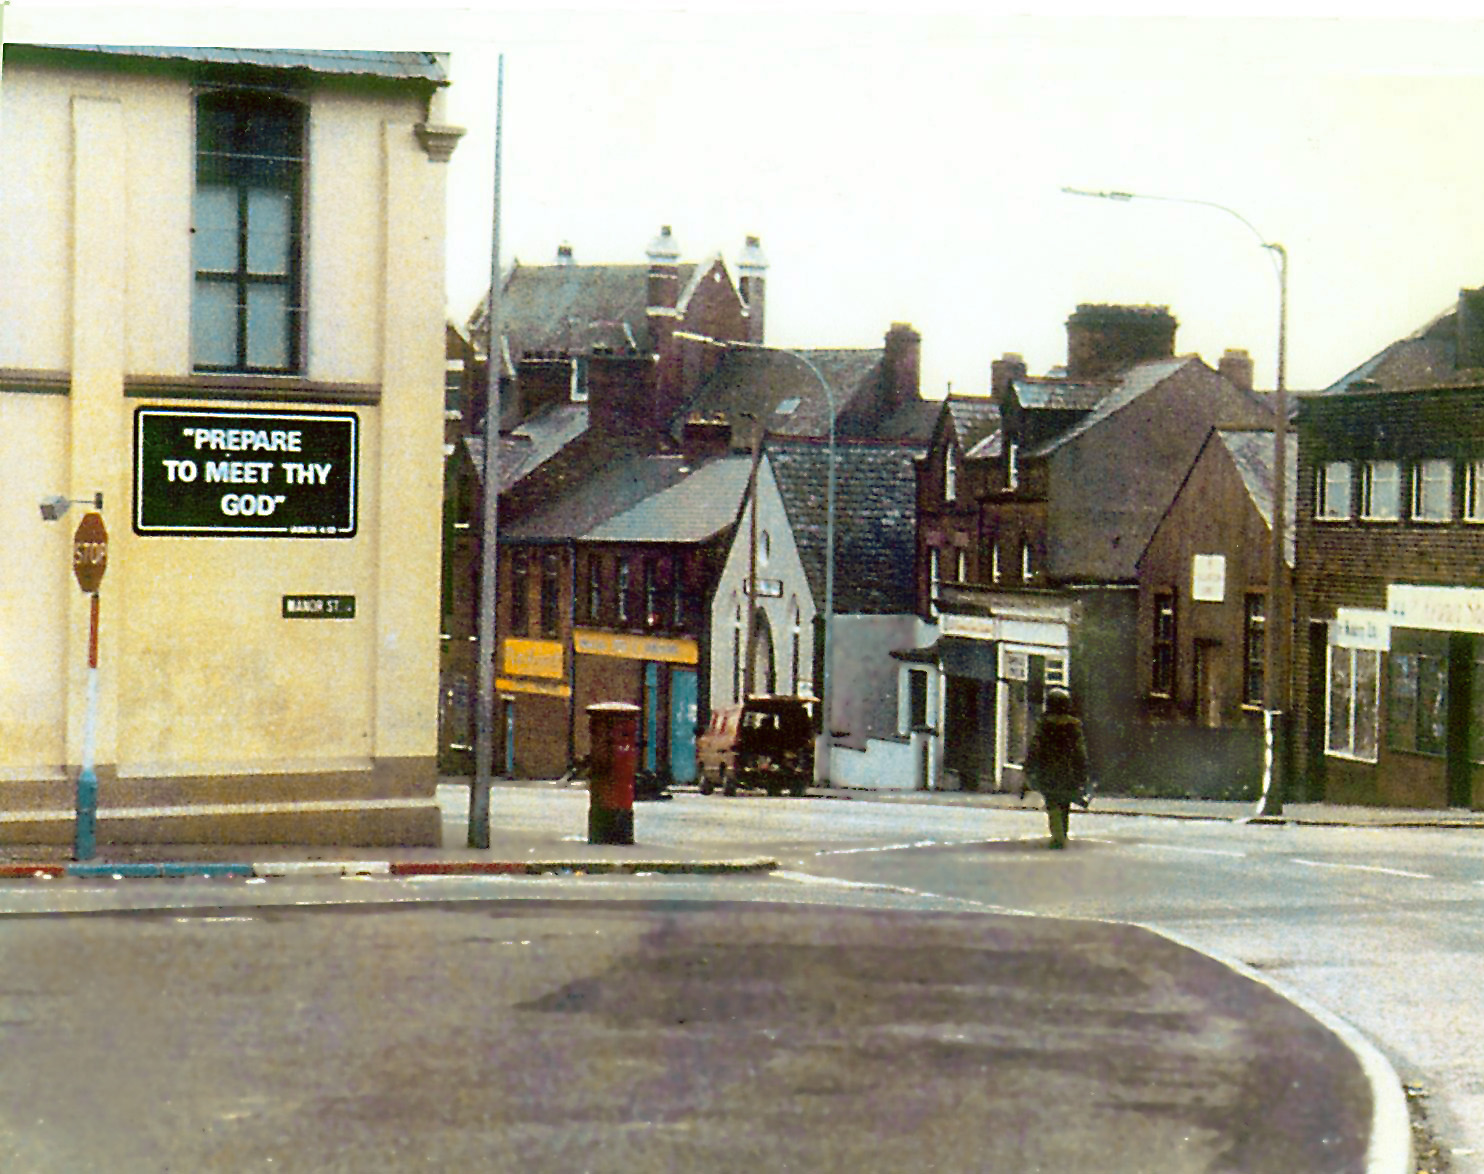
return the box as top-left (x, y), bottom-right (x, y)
top-left (1458, 288), bottom-right (1484, 370)
top-left (737, 235), bottom-right (768, 344)
top-left (646, 225), bottom-right (682, 312)
top-left (884, 322), bottom-right (922, 408)
top-left (1065, 304), bottom-right (1178, 381)
top-left (1219, 348), bottom-right (1255, 393)
top-left (991, 352), bottom-right (1027, 406)
top-left (681, 415), bottom-right (734, 462)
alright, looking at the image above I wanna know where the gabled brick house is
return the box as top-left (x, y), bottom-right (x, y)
top-left (910, 305), bottom-right (1272, 793)
top-left (1133, 427), bottom-right (1295, 797)
top-left (1293, 288), bottom-right (1484, 809)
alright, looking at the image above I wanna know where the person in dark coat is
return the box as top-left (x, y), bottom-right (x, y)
top-left (1024, 687), bottom-right (1090, 849)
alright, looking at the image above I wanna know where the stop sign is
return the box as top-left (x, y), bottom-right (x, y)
top-left (73, 512), bottom-right (108, 592)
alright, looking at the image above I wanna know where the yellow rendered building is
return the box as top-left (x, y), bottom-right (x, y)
top-left (0, 45), bottom-right (463, 845)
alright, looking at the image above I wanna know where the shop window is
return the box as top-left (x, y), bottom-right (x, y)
top-left (193, 90), bottom-right (305, 373)
top-left (1465, 460), bottom-right (1484, 523)
top-left (1362, 460), bottom-right (1400, 520)
top-left (1152, 592), bottom-right (1176, 698)
top-left (1327, 645), bottom-right (1380, 761)
top-left (1411, 459), bottom-right (1452, 522)
top-left (539, 551), bottom-right (560, 637)
top-left (509, 550), bottom-right (529, 636)
top-left (1387, 652), bottom-right (1448, 757)
top-left (1317, 461), bottom-right (1352, 520)
top-left (1242, 593), bottom-right (1265, 707)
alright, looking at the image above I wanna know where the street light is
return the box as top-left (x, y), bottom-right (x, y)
top-left (730, 342), bottom-right (836, 784)
top-left (1062, 186), bottom-right (1289, 817)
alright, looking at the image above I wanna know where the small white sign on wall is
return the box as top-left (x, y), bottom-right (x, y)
top-left (1191, 554), bottom-right (1226, 603)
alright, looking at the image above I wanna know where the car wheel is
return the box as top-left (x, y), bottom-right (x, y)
top-left (699, 773), bottom-right (715, 796)
top-left (722, 768), bottom-right (738, 797)
top-left (789, 775), bottom-right (807, 797)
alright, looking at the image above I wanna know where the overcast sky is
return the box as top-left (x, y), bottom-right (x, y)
top-left (10, 4), bottom-right (1484, 397)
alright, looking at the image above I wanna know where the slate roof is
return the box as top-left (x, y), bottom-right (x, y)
top-left (463, 402), bottom-right (590, 493)
top-left (469, 261), bottom-right (698, 373)
top-left (765, 437), bottom-right (924, 615)
top-left (1216, 429), bottom-right (1298, 566)
top-left (583, 457), bottom-right (753, 544)
top-left (20, 45), bottom-right (449, 83)
top-left (944, 396), bottom-right (1001, 452)
top-left (503, 452), bottom-right (748, 545)
top-left (1039, 356), bottom-right (1275, 582)
top-left (673, 347), bottom-right (885, 450)
top-left (1321, 301), bottom-right (1471, 394)
top-left (1010, 378), bottom-right (1111, 412)
top-left (1029, 356), bottom-right (1192, 458)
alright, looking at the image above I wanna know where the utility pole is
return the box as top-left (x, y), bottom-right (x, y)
top-left (469, 55), bottom-right (504, 848)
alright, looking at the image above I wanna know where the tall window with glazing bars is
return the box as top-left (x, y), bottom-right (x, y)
top-left (192, 90), bottom-right (305, 373)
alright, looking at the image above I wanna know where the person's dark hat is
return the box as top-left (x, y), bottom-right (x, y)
top-left (1045, 686), bottom-right (1073, 714)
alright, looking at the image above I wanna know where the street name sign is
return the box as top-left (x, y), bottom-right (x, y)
top-left (282, 595), bottom-right (356, 619)
top-left (133, 407), bottom-right (357, 537)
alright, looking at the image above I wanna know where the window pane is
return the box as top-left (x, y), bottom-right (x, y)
top-left (1328, 647), bottom-right (1352, 752)
top-left (1354, 649), bottom-right (1380, 759)
top-left (1387, 653), bottom-right (1418, 752)
top-left (1414, 460), bottom-right (1451, 521)
top-left (1322, 462), bottom-right (1352, 518)
top-left (192, 281), bottom-right (238, 367)
top-left (192, 184), bottom-right (239, 272)
top-left (1468, 461), bottom-right (1484, 522)
top-left (246, 285), bottom-right (290, 369)
top-left (1365, 461), bottom-right (1399, 519)
top-left (246, 188), bottom-right (292, 275)
top-left (1416, 655), bottom-right (1448, 756)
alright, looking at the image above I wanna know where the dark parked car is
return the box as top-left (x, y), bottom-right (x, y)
top-left (696, 695), bottom-right (815, 796)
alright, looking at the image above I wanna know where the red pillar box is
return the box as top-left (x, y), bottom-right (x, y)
top-left (587, 702), bottom-right (639, 845)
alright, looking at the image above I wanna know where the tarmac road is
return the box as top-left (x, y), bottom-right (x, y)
top-left (0, 897), bottom-right (1377, 1173)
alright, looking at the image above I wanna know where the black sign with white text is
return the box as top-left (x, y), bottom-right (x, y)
top-left (134, 407), bottom-right (358, 537)
top-left (282, 595), bottom-right (356, 619)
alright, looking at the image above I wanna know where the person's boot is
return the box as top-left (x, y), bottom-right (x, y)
top-left (1048, 806), bottom-right (1068, 849)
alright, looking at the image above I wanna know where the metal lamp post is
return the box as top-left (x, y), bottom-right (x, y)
top-left (731, 343), bottom-right (836, 784)
top-left (1062, 187), bottom-right (1289, 816)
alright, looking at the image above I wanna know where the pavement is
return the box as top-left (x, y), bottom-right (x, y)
top-left (0, 778), bottom-right (1479, 878)
top-left (0, 778), bottom-right (1433, 1172)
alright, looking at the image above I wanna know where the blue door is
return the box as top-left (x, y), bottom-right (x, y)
top-left (644, 662), bottom-right (661, 774)
top-left (669, 668), bottom-right (698, 784)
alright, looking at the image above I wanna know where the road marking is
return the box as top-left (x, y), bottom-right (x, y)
top-left (1134, 843), bottom-right (1248, 858)
top-left (771, 869), bottom-right (1021, 913)
top-left (1291, 858), bottom-right (1434, 880)
top-left (815, 839), bottom-right (944, 856)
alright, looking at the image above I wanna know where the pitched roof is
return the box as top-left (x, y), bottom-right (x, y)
top-left (1010, 377), bottom-right (1111, 412)
top-left (1216, 429), bottom-right (1298, 566)
top-left (471, 261), bottom-right (697, 370)
top-left (673, 347), bottom-right (884, 450)
top-left (944, 396), bottom-right (1001, 452)
top-left (21, 45), bottom-right (449, 83)
top-left (765, 437), bottom-right (924, 615)
top-left (1041, 356), bottom-right (1275, 581)
top-left (503, 451), bottom-right (750, 545)
top-left (583, 457), bottom-right (753, 544)
top-left (463, 402), bottom-right (590, 493)
top-left (1320, 301), bottom-right (1468, 394)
